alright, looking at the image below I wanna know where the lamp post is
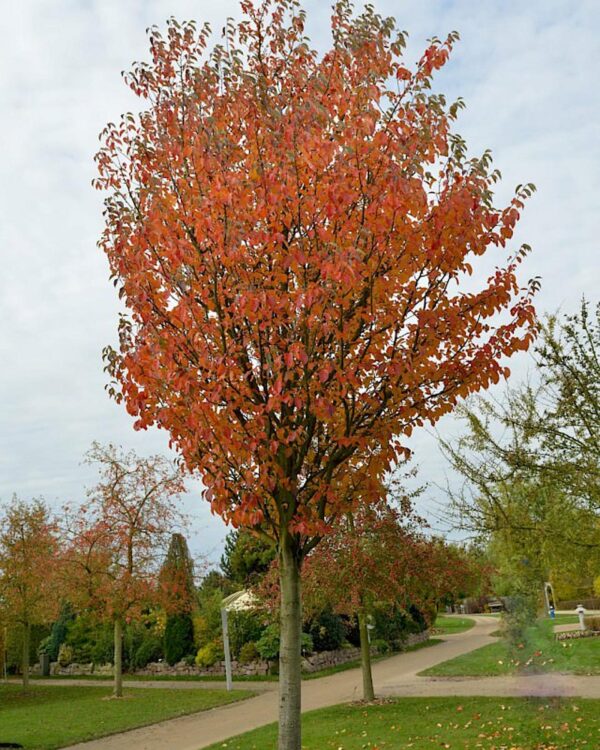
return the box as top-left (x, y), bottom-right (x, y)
top-left (220, 590), bottom-right (257, 691)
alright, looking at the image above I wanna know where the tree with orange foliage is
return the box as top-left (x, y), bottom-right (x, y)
top-left (64, 443), bottom-right (185, 697)
top-left (95, 1), bottom-right (537, 744)
top-left (0, 498), bottom-right (60, 687)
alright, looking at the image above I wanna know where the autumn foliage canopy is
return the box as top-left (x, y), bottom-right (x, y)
top-left (64, 443), bottom-right (185, 622)
top-left (96, 0), bottom-right (537, 551)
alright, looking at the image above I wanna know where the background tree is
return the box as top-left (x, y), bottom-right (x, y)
top-left (160, 533), bottom-right (196, 665)
top-left (423, 538), bottom-right (489, 614)
top-left (221, 530), bottom-right (276, 587)
top-left (0, 498), bottom-right (60, 687)
top-left (64, 443), bottom-right (185, 697)
top-left (257, 495), bottom-right (487, 700)
top-left (442, 300), bottom-right (600, 600)
top-left (300, 499), bottom-right (427, 701)
top-left (96, 2), bottom-right (537, 746)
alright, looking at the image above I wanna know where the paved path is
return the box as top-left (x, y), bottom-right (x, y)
top-left (58, 615), bottom-right (600, 750)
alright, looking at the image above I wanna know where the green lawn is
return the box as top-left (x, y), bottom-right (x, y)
top-left (434, 615), bottom-right (476, 634)
top-left (421, 617), bottom-right (600, 677)
top-left (553, 614), bottom-right (580, 626)
top-left (204, 696), bottom-right (600, 749)
top-left (0, 684), bottom-right (253, 750)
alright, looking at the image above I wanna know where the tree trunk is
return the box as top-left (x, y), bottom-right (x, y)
top-left (21, 621), bottom-right (31, 688)
top-left (278, 533), bottom-right (302, 750)
top-left (113, 617), bottom-right (123, 698)
top-left (358, 609), bottom-right (375, 701)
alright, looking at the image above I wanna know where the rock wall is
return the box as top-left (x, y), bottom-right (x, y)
top-left (136, 658), bottom-right (271, 677)
top-left (41, 630), bottom-right (430, 678)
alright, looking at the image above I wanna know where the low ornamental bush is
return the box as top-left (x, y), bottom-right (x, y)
top-left (57, 644), bottom-right (74, 667)
top-left (63, 615), bottom-right (113, 664)
top-left (370, 638), bottom-right (390, 654)
top-left (228, 610), bottom-right (265, 658)
top-left (256, 624), bottom-right (313, 660)
top-left (255, 624), bottom-right (280, 661)
top-left (584, 615), bottom-right (600, 631)
top-left (306, 609), bottom-right (346, 652)
top-left (195, 641), bottom-right (223, 668)
top-left (238, 641), bottom-right (260, 664)
top-left (132, 636), bottom-right (163, 669)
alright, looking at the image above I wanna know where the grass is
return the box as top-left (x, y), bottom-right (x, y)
top-left (421, 617), bottom-right (600, 677)
top-left (0, 683), bottom-right (253, 750)
top-left (552, 614), bottom-right (580, 626)
top-left (31, 638), bottom-right (442, 686)
top-left (33, 672), bottom-right (280, 683)
top-left (203, 696), bottom-right (600, 749)
top-left (434, 615), bottom-right (476, 634)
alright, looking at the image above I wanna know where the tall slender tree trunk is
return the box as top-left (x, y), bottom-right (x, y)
top-left (21, 621), bottom-right (31, 688)
top-left (278, 533), bottom-right (302, 750)
top-left (113, 617), bottom-right (123, 698)
top-left (358, 608), bottom-right (375, 701)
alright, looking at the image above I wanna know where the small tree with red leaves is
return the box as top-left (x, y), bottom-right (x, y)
top-left (95, 0), bottom-right (537, 743)
top-left (257, 495), bottom-right (442, 700)
top-left (64, 443), bottom-right (185, 697)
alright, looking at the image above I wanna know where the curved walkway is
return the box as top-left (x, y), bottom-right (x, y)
top-left (60, 615), bottom-right (600, 750)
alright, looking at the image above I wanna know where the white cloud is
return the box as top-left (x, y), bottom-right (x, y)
top-left (1, 0), bottom-right (598, 558)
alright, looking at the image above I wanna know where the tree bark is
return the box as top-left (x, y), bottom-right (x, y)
top-left (358, 609), bottom-right (375, 701)
top-left (21, 621), bottom-right (31, 688)
top-left (113, 617), bottom-right (123, 698)
top-left (278, 533), bottom-right (302, 750)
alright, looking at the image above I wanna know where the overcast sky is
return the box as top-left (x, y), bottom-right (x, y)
top-left (1, 0), bottom-right (598, 564)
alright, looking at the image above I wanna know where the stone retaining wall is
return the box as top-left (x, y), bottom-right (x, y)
top-left (136, 657), bottom-right (271, 677)
top-left (40, 629), bottom-right (430, 678)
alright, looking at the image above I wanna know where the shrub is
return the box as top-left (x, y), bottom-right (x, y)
top-left (370, 638), bottom-right (389, 654)
top-left (5, 623), bottom-right (51, 672)
top-left (90, 627), bottom-right (115, 665)
top-left (372, 605), bottom-right (411, 644)
top-left (585, 615), bottom-right (600, 632)
top-left (229, 610), bottom-right (265, 658)
top-left (238, 641), bottom-right (260, 664)
top-left (343, 615), bottom-right (361, 647)
top-left (306, 609), bottom-right (345, 652)
top-left (132, 635), bottom-right (163, 669)
top-left (255, 624), bottom-right (280, 660)
top-left (195, 641), bottom-right (222, 668)
top-left (164, 613), bottom-right (195, 665)
top-left (301, 632), bottom-right (313, 654)
top-left (407, 604), bottom-right (429, 633)
top-left (192, 613), bottom-right (208, 649)
top-left (37, 636), bottom-right (51, 656)
top-left (64, 615), bottom-right (112, 664)
top-left (256, 624), bottom-right (313, 660)
top-left (47, 603), bottom-right (74, 661)
top-left (197, 587), bottom-right (229, 643)
top-left (57, 644), bottom-right (74, 667)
